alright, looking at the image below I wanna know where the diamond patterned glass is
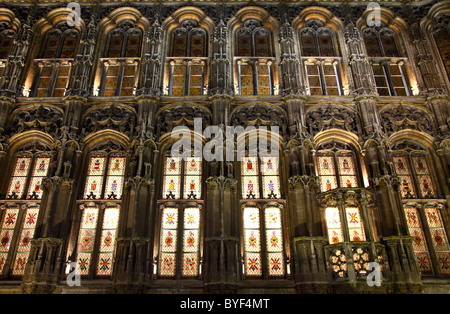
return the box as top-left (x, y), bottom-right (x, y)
top-left (424, 207), bottom-right (450, 274)
top-left (76, 207), bottom-right (99, 276)
top-left (26, 157), bottom-right (50, 199)
top-left (162, 157), bottom-right (182, 199)
top-left (346, 207), bottom-right (366, 241)
top-left (0, 208), bottom-right (19, 273)
top-left (96, 207), bottom-right (120, 276)
top-left (11, 207), bottom-right (40, 276)
top-left (159, 207), bottom-right (178, 277)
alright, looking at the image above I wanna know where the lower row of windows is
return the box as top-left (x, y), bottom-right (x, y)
top-left (0, 204), bottom-right (449, 278)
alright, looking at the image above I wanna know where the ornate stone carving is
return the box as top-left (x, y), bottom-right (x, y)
top-left (379, 105), bottom-right (434, 136)
top-left (83, 105), bottom-right (136, 137)
top-left (155, 104), bottom-right (211, 135)
top-left (306, 104), bottom-right (358, 135)
top-left (9, 105), bottom-right (64, 138)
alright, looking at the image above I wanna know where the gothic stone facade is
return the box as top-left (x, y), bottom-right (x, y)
top-left (0, 0), bottom-right (449, 294)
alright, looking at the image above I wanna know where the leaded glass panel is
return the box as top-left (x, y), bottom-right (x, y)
top-left (346, 207), bottom-right (366, 241)
top-left (326, 207), bottom-right (343, 244)
top-left (243, 207), bottom-right (262, 277)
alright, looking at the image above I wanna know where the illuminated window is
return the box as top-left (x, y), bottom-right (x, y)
top-left (235, 19), bottom-right (276, 95)
top-left (241, 156), bottom-right (281, 199)
top-left (0, 206), bottom-right (40, 277)
top-left (166, 20), bottom-right (208, 96)
top-left (299, 20), bottom-right (342, 96)
top-left (30, 26), bottom-right (79, 97)
top-left (98, 21), bottom-right (142, 96)
top-left (83, 153), bottom-right (126, 200)
top-left (242, 206), bottom-right (285, 278)
top-left (392, 146), bottom-right (437, 199)
top-left (75, 206), bottom-right (120, 277)
top-left (161, 156), bottom-right (202, 200)
top-left (404, 206), bottom-right (450, 275)
top-left (316, 143), bottom-right (359, 192)
top-left (363, 26), bottom-right (410, 96)
top-left (158, 206), bottom-right (201, 278)
top-left (325, 207), bottom-right (366, 244)
top-left (6, 155), bottom-right (51, 200)
top-left (158, 153), bottom-right (202, 278)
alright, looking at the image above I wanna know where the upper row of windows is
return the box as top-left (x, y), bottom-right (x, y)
top-left (0, 18), bottom-right (449, 97)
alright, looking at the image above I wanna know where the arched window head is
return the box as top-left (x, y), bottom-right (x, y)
top-left (299, 20), bottom-right (336, 57)
top-left (234, 19), bottom-right (276, 96)
top-left (299, 20), bottom-right (342, 96)
top-left (82, 142), bottom-right (127, 200)
top-left (6, 142), bottom-right (52, 200)
top-left (1, 142), bottom-right (52, 277)
top-left (236, 19), bottom-right (272, 57)
top-left (105, 21), bottom-right (142, 58)
top-left (158, 149), bottom-right (203, 279)
top-left (166, 20), bottom-right (208, 96)
top-left (316, 142), bottom-right (360, 192)
top-left (98, 21), bottom-right (142, 97)
top-left (391, 141), bottom-right (437, 199)
top-left (41, 26), bottom-right (79, 59)
top-left (362, 24), bottom-right (410, 96)
top-left (432, 19), bottom-right (450, 81)
top-left (171, 20), bottom-right (207, 58)
top-left (29, 24), bottom-right (79, 98)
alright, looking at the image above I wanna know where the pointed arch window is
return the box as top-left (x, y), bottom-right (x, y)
top-left (404, 205), bottom-right (450, 275)
top-left (98, 21), bottom-right (142, 97)
top-left (363, 26), bottom-right (410, 96)
top-left (392, 142), bottom-right (437, 199)
top-left (30, 25), bottom-right (79, 97)
top-left (166, 20), bottom-right (208, 96)
top-left (299, 21), bottom-right (342, 96)
top-left (235, 19), bottom-right (276, 96)
top-left (74, 144), bottom-right (126, 278)
top-left (432, 21), bottom-right (450, 81)
top-left (157, 152), bottom-right (202, 278)
top-left (315, 143), bottom-right (360, 192)
top-left (242, 206), bottom-right (286, 278)
top-left (0, 144), bottom-right (52, 277)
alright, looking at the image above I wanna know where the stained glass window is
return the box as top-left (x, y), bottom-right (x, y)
top-left (96, 207), bottom-right (120, 276)
top-left (265, 207), bottom-right (285, 277)
top-left (326, 207), bottom-right (343, 244)
top-left (7, 157), bottom-right (32, 199)
top-left (424, 207), bottom-right (450, 274)
top-left (326, 207), bottom-right (365, 244)
top-left (158, 207), bottom-right (178, 277)
top-left (11, 207), bottom-right (40, 276)
top-left (393, 153), bottom-right (436, 199)
top-left (83, 153), bottom-right (126, 200)
top-left (404, 206), bottom-right (432, 274)
top-left (243, 206), bottom-right (285, 278)
top-left (317, 150), bottom-right (359, 192)
top-left (241, 156), bottom-right (281, 199)
top-left (76, 207), bottom-right (99, 276)
top-left (0, 208), bottom-right (19, 274)
top-left (184, 157), bottom-right (202, 200)
top-left (243, 207), bottom-right (262, 277)
top-left (181, 207), bottom-right (200, 277)
top-left (26, 157), bottom-right (50, 199)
